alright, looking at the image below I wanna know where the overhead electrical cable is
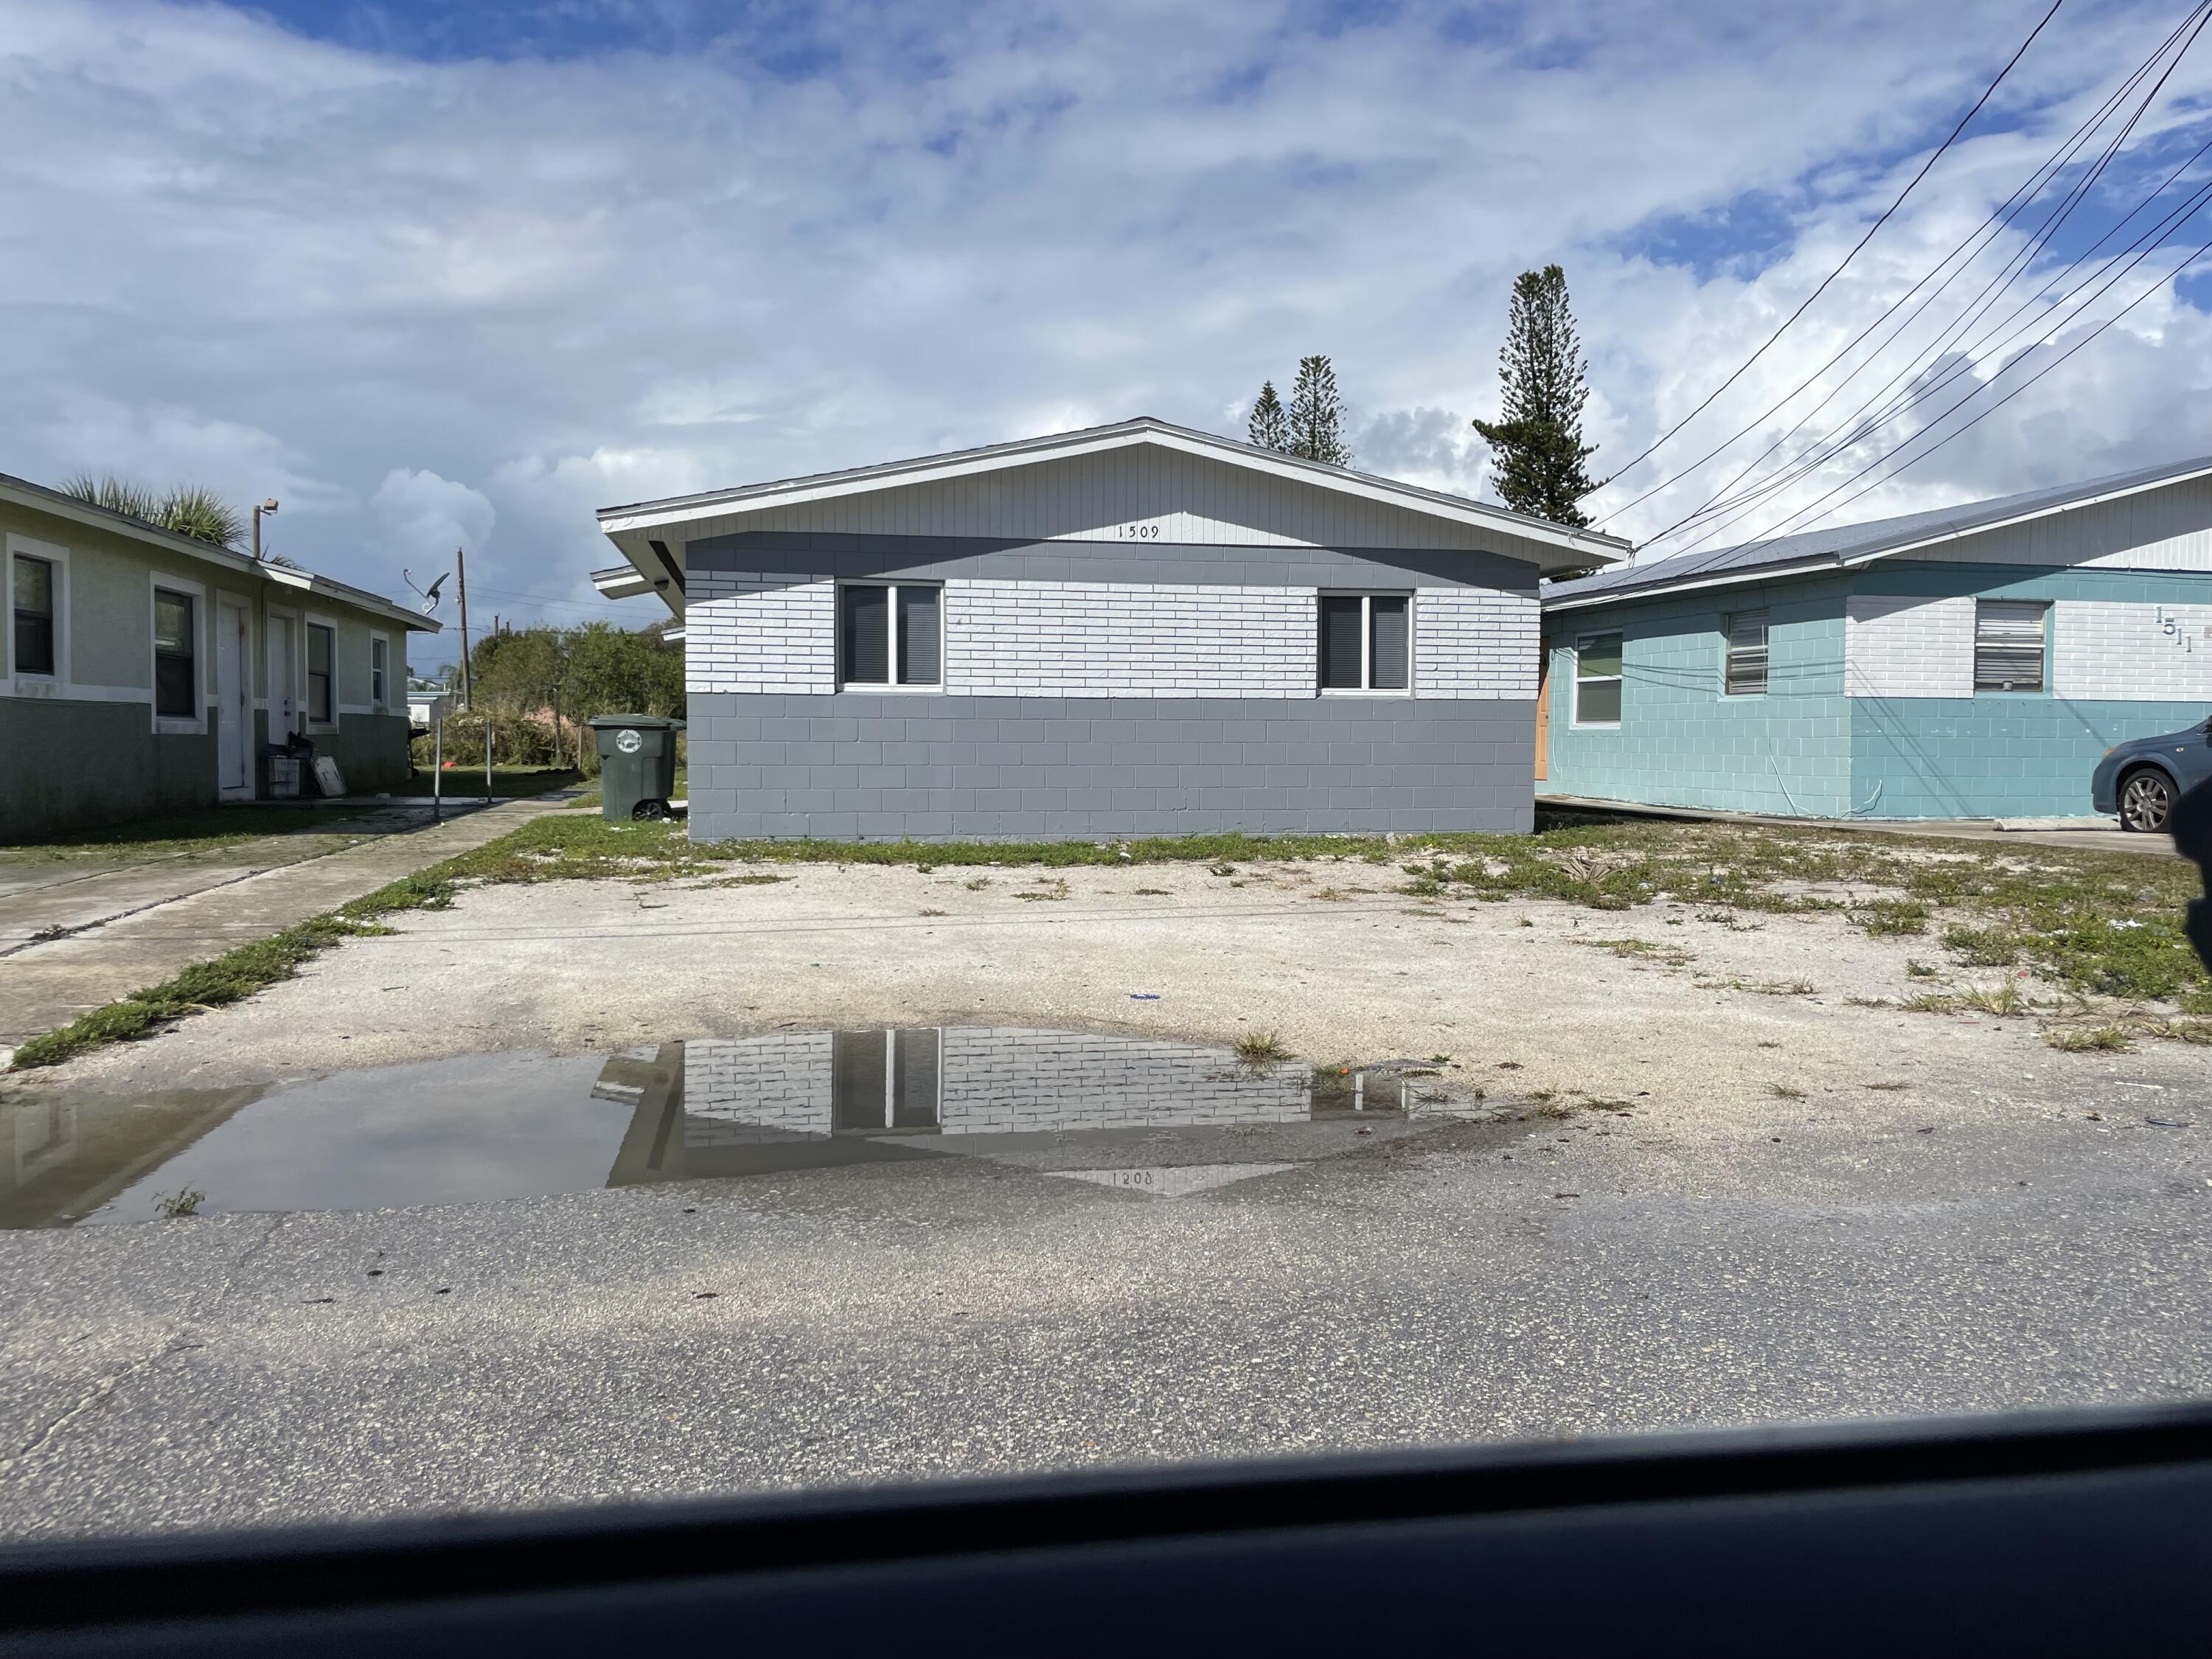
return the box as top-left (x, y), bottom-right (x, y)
top-left (1656, 133), bottom-right (2212, 554)
top-left (1765, 225), bottom-right (2212, 538)
top-left (1595, 0), bottom-right (2067, 498)
top-left (1641, 2), bottom-right (2212, 548)
top-left (1596, 0), bottom-right (2204, 533)
top-left (1668, 212), bottom-right (2212, 560)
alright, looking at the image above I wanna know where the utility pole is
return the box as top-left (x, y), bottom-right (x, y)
top-left (456, 546), bottom-right (473, 712)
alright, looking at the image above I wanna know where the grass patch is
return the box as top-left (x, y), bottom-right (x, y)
top-left (1233, 1030), bottom-right (1294, 1066)
top-left (1854, 900), bottom-right (1930, 936)
top-left (1580, 937), bottom-right (1696, 965)
top-left (2045, 1024), bottom-right (2134, 1053)
top-left (1943, 925), bottom-right (2023, 967)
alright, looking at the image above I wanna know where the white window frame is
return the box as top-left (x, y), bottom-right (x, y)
top-left (304, 612), bottom-right (341, 730)
top-left (150, 571), bottom-right (209, 736)
top-left (1723, 610), bottom-right (1770, 698)
top-left (4, 534), bottom-right (70, 698)
top-left (1972, 599), bottom-right (2051, 695)
top-left (1317, 591), bottom-right (1414, 695)
top-left (368, 630), bottom-right (392, 712)
top-left (837, 580), bottom-right (943, 692)
top-left (1571, 631), bottom-right (1624, 729)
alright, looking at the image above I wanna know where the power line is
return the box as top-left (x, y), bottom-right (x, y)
top-left (1660, 138), bottom-right (2212, 557)
top-left (1597, 1), bottom-right (2198, 535)
top-left (1642, 4), bottom-right (2212, 549)
top-left (1601, 3), bottom-right (2203, 542)
top-left (1757, 226), bottom-right (2212, 540)
top-left (1596, 0), bottom-right (2067, 498)
top-left (1673, 215), bottom-right (2212, 560)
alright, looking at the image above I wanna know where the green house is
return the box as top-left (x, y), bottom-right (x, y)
top-left (3, 470), bottom-right (439, 840)
top-left (1537, 457), bottom-right (2212, 821)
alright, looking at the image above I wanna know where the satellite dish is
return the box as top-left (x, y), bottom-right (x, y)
top-left (404, 568), bottom-right (451, 616)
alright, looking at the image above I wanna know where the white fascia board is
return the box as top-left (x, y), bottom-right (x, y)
top-left (1543, 557), bottom-right (1840, 612)
top-left (596, 423), bottom-right (1629, 566)
top-left (592, 563), bottom-right (655, 599)
top-left (0, 476), bottom-right (260, 575)
top-left (602, 532), bottom-right (685, 619)
top-left (1833, 459), bottom-right (2212, 567)
top-left (263, 566), bottom-right (441, 632)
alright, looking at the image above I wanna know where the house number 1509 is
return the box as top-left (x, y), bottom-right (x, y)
top-left (1116, 523), bottom-right (1163, 538)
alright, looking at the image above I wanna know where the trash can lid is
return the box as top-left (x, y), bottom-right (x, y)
top-left (585, 713), bottom-right (686, 731)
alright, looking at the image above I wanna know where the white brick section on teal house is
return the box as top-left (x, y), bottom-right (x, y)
top-left (595, 417), bottom-right (1626, 842)
top-left (1539, 456), bottom-right (2212, 821)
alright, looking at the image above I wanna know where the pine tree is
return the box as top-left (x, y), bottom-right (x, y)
top-left (1247, 380), bottom-right (1290, 452)
top-left (1470, 265), bottom-right (1602, 526)
top-left (1286, 355), bottom-right (1352, 466)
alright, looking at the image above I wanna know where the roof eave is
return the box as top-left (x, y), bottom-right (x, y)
top-left (594, 419), bottom-right (1630, 566)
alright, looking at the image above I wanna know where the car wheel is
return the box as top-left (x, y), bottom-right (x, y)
top-left (2118, 768), bottom-right (2175, 833)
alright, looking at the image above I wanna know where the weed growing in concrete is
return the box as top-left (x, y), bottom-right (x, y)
top-left (154, 1187), bottom-right (206, 1219)
top-left (1768, 1084), bottom-right (1808, 1100)
top-left (1854, 900), bottom-right (1930, 935)
top-left (2045, 1024), bottom-right (2133, 1052)
top-left (1905, 959), bottom-right (1938, 978)
top-left (1234, 1030), bottom-right (1294, 1066)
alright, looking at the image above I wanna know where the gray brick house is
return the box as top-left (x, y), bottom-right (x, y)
top-left (593, 417), bottom-right (1626, 841)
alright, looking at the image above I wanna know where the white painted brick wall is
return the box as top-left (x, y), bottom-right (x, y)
top-left (937, 1029), bottom-right (1310, 1133)
top-left (1415, 588), bottom-right (1537, 698)
top-left (1845, 595), bottom-right (1974, 698)
top-left (943, 580), bottom-right (1315, 698)
top-left (683, 1034), bottom-right (832, 1141)
top-left (686, 574), bottom-right (1533, 700)
top-left (2053, 601), bottom-right (2212, 699)
top-left (688, 571), bottom-right (835, 695)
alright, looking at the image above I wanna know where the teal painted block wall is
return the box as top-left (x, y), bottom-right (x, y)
top-left (1845, 561), bottom-right (2212, 818)
top-left (1542, 561), bottom-right (2212, 821)
top-left (1543, 575), bottom-right (1855, 815)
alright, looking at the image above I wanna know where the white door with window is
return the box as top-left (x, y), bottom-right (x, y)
top-left (216, 599), bottom-right (252, 797)
top-left (267, 613), bottom-right (297, 744)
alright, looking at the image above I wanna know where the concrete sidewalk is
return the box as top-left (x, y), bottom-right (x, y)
top-left (1, 793), bottom-right (580, 1050)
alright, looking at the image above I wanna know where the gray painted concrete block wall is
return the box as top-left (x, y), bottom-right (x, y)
top-left (688, 692), bottom-right (1536, 840)
top-left (684, 532), bottom-right (1539, 842)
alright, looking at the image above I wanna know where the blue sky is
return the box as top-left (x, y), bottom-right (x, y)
top-left (1, 0), bottom-right (2208, 667)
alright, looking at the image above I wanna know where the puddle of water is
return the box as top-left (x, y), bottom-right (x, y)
top-left (0, 1029), bottom-right (1454, 1228)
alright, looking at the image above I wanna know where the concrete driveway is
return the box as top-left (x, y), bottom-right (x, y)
top-left (0, 795), bottom-right (578, 1048)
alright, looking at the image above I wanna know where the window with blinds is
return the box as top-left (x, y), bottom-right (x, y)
top-left (1573, 632), bottom-right (1622, 726)
top-left (1724, 611), bottom-right (1769, 696)
top-left (1318, 594), bottom-right (1410, 691)
top-left (1974, 599), bottom-right (2048, 692)
top-left (839, 583), bottom-right (942, 687)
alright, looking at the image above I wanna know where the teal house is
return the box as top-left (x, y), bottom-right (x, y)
top-left (1537, 457), bottom-right (2212, 821)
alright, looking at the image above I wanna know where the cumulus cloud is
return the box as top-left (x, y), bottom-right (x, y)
top-left (372, 468), bottom-right (495, 560)
top-left (1, 0), bottom-right (2207, 641)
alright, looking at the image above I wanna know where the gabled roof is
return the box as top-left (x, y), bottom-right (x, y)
top-left (0, 470), bottom-right (439, 633)
top-left (597, 415), bottom-right (1632, 566)
top-left (1543, 453), bottom-right (2212, 612)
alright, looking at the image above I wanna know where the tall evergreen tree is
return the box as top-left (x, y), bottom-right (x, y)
top-left (1286, 354), bottom-right (1352, 466)
top-left (1470, 265), bottom-right (1602, 526)
top-left (1247, 380), bottom-right (1290, 452)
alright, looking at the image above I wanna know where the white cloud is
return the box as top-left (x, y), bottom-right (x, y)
top-left (0, 0), bottom-right (2206, 625)
top-left (372, 467), bottom-right (495, 560)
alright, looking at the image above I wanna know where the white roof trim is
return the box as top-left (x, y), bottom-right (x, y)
top-left (1544, 456), bottom-right (2212, 612)
top-left (596, 417), bottom-right (1631, 561)
top-left (0, 470), bottom-right (438, 633)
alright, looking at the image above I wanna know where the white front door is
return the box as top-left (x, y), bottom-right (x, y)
top-left (216, 599), bottom-right (251, 796)
top-left (267, 614), bottom-right (297, 745)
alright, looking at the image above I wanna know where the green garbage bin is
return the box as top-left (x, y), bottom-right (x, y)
top-left (589, 714), bottom-right (684, 821)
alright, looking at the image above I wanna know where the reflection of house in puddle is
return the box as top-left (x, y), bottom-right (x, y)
top-left (1, 1086), bottom-right (261, 1228)
top-left (599, 1029), bottom-right (1317, 1187)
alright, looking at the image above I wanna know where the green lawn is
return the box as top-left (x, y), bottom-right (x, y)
top-left (0, 807), bottom-right (367, 863)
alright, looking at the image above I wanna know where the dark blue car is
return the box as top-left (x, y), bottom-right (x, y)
top-left (2093, 717), bottom-right (2212, 832)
